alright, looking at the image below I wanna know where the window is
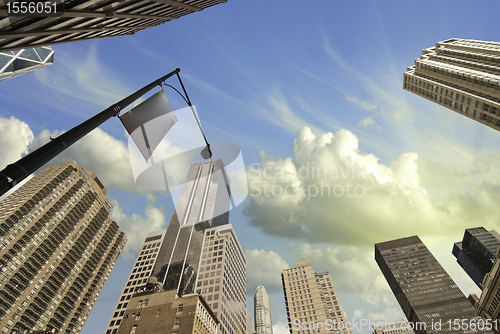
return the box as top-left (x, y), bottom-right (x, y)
top-left (177, 304), bottom-right (183, 313)
top-left (174, 318), bottom-right (180, 326)
top-left (137, 300), bottom-right (143, 308)
top-left (135, 313), bottom-right (141, 320)
top-left (130, 325), bottom-right (137, 334)
top-left (157, 310), bottom-right (161, 317)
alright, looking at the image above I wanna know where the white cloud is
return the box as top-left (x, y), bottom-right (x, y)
top-left (360, 275), bottom-right (392, 305)
top-left (245, 249), bottom-right (290, 293)
top-left (368, 308), bottom-right (405, 323)
top-left (0, 116), bottom-right (34, 170)
top-left (259, 90), bottom-right (323, 134)
top-left (273, 321), bottom-right (290, 334)
top-left (293, 243), bottom-right (383, 297)
top-left (35, 46), bottom-right (132, 109)
top-left (245, 126), bottom-right (500, 246)
top-left (0, 115), bottom-right (150, 193)
top-left (358, 116), bottom-right (375, 128)
top-left (110, 199), bottom-right (166, 258)
top-left (346, 96), bottom-right (377, 111)
top-left (26, 127), bottom-right (137, 192)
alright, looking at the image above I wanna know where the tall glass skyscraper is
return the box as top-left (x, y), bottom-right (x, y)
top-left (452, 227), bottom-right (500, 289)
top-left (254, 286), bottom-right (272, 334)
top-left (0, 161), bottom-right (126, 334)
top-left (375, 236), bottom-right (491, 334)
top-left (108, 160), bottom-right (247, 334)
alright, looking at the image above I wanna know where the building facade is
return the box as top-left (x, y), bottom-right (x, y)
top-left (115, 281), bottom-right (219, 334)
top-left (282, 259), bottom-right (352, 334)
top-left (105, 230), bottom-right (167, 334)
top-left (453, 227), bottom-right (500, 289)
top-left (246, 309), bottom-right (253, 334)
top-left (0, 46), bottom-right (54, 81)
top-left (254, 286), bottom-right (272, 334)
top-left (198, 224), bottom-right (246, 334)
top-left (476, 248), bottom-right (500, 329)
top-left (108, 160), bottom-right (247, 334)
top-left (151, 160), bottom-right (231, 295)
top-left (0, 161), bottom-right (126, 334)
top-left (371, 319), bottom-right (415, 334)
top-left (403, 38), bottom-right (500, 132)
top-left (0, 0), bottom-right (227, 52)
top-left (375, 236), bottom-right (491, 334)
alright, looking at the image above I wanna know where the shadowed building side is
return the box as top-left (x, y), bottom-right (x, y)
top-left (375, 236), bottom-right (492, 334)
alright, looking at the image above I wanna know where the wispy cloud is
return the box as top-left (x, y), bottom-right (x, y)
top-left (346, 96), bottom-right (377, 111)
top-left (358, 116), bottom-right (375, 128)
top-left (35, 46), bottom-right (134, 112)
top-left (260, 89), bottom-right (323, 134)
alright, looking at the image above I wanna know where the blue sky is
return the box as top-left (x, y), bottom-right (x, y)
top-left (2, 1), bottom-right (500, 333)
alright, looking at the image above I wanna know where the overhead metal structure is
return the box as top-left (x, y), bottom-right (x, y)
top-left (0, 0), bottom-right (227, 52)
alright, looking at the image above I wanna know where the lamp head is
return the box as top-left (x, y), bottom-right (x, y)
top-left (201, 143), bottom-right (212, 160)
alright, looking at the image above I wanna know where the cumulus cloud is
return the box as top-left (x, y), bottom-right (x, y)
top-left (245, 126), bottom-right (500, 246)
top-left (360, 275), bottom-right (392, 306)
top-left (0, 115), bottom-right (148, 192)
top-left (358, 116), bottom-right (375, 128)
top-left (110, 199), bottom-right (166, 258)
top-left (368, 308), bottom-right (405, 323)
top-left (0, 116), bottom-right (34, 170)
top-left (273, 321), bottom-right (290, 334)
top-left (26, 127), bottom-right (137, 192)
top-left (245, 249), bottom-right (290, 294)
top-left (346, 96), bottom-right (377, 111)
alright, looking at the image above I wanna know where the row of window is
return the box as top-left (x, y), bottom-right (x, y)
top-left (406, 75), bottom-right (499, 111)
top-left (405, 82), bottom-right (500, 127)
top-left (415, 61), bottom-right (500, 89)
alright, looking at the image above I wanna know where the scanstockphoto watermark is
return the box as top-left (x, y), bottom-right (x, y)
top-left (292, 318), bottom-right (499, 332)
top-left (249, 162), bottom-right (369, 200)
top-left (293, 319), bottom-right (426, 333)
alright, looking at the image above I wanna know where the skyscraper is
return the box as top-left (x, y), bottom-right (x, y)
top-left (0, 0), bottom-right (227, 52)
top-left (403, 38), bottom-right (500, 132)
top-left (452, 227), bottom-right (500, 289)
top-left (281, 259), bottom-right (352, 334)
top-left (246, 309), bottom-right (254, 334)
top-left (375, 236), bottom-right (491, 334)
top-left (197, 224), bottom-right (246, 334)
top-left (108, 160), bottom-right (247, 334)
top-left (0, 46), bottom-right (54, 81)
top-left (0, 161), bottom-right (126, 334)
top-left (151, 160), bottom-right (230, 294)
top-left (476, 248), bottom-right (500, 324)
top-left (254, 286), bottom-right (272, 334)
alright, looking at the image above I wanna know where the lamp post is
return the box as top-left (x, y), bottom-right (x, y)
top-left (0, 68), bottom-right (181, 197)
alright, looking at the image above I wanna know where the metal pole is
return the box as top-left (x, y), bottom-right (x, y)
top-left (0, 68), bottom-right (181, 197)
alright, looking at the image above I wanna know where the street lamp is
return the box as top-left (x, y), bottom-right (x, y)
top-left (0, 68), bottom-right (209, 197)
